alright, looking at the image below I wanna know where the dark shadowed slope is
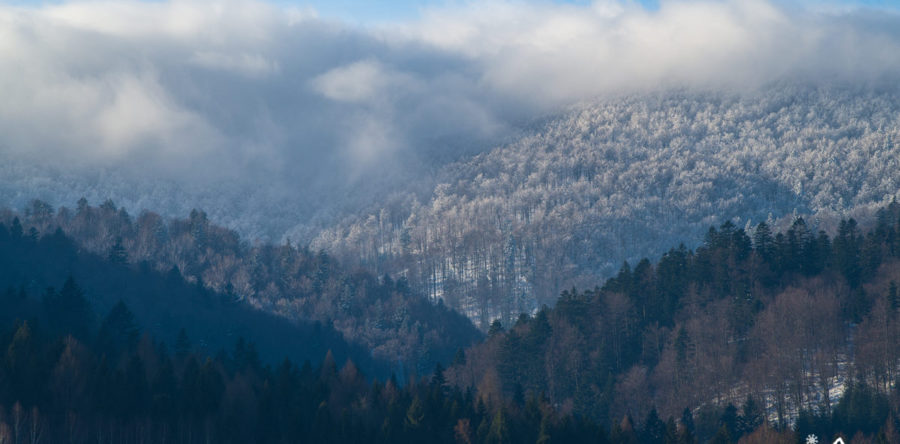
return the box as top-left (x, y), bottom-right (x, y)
top-left (0, 201), bottom-right (482, 378)
top-left (0, 218), bottom-right (394, 378)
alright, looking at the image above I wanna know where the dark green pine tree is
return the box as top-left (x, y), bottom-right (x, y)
top-left (488, 319), bottom-right (504, 336)
top-left (889, 281), bottom-right (899, 313)
top-left (452, 348), bottom-right (466, 367)
top-left (641, 408), bottom-right (667, 444)
top-left (175, 327), bottom-right (192, 360)
top-left (150, 357), bottom-right (178, 421)
top-left (97, 300), bottom-right (140, 358)
top-left (679, 408), bottom-right (696, 444)
top-left (91, 356), bottom-right (116, 416)
top-left (122, 355), bottom-right (149, 418)
top-left (737, 395), bottom-right (763, 437)
top-left (9, 217), bottom-right (23, 239)
top-left (431, 362), bottom-right (446, 390)
top-left (43, 276), bottom-right (94, 340)
top-left (833, 382), bottom-right (890, 436)
top-left (197, 358), bottom-right (225, 419)
top-left (108, 237), bottom-right (128, 264)
top-left (718, 404), bottom-right (738, 440)
top-left (834, 218), bottom-right (863, 288)
top-left (6, 321), bottom-right (40, 405)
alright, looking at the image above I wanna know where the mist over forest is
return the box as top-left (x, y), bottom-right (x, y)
top-left (2, 0), bottom-right (900, 241)
top-left (3, 0), bottom-right (900, 442)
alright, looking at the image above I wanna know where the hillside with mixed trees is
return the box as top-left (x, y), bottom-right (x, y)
top-left (6, 84), bottom-right (900, 333)
top-left (7, 203), bottom-right (900, 442)
top-left (0, 238), bottom-right (600, 443)
top-left (0, 200), bottom-right (481, 379)
top-left (313, 84), bottom-right (900, 329)
top-left (444, 200), bottom-right (900, 442)
top-left (5, 204), bottom-right (900, 444)
top-left (0, 213), bottom-right (393, 376)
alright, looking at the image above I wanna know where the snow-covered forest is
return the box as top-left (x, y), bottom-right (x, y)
top-left (313, 84), bottom-right (900, 328)
top-left (4, 84), bottom-right (900, 329)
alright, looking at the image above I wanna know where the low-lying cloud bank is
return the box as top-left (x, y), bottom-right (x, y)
top-left (0, 0), bottom-right (899, 235)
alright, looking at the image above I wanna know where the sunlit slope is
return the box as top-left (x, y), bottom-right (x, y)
top-left (315, 85), bottom-right (900, 327)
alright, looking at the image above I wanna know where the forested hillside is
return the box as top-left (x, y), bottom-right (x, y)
top-left (445, 201), bottom-right (900, 442)
top-left (6, 204), bottom-right (900, 443)
top-left (6, 85), bottom-right (900, 332)
top-left (0, 214), bottom-right (390, 376)
top-left (5, 0), bottom-right (900, 442)
top-left (0, 201), bottom-right (481, 378)
top-left (0, 280), bottom-right (613, 444)
top-left (314, 84), bottom-right (900, 328)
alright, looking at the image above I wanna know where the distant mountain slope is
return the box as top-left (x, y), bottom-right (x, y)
top-left (313, 84), bottom-right (900, 327)
top-left (0, 217), bottom-right (388, 377)
top-left (0, 202), bottom-right (482, 377)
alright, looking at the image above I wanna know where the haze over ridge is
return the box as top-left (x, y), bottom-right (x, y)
top-left (0, 0), bottom-right (899, 242)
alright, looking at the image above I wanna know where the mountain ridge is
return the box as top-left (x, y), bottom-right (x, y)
top-left (313, 83), bottom-right (900, 327)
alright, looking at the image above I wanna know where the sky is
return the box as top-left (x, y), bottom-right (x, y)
top-left (3, 0), bottom-right (896, 22)
top-left (0, 0), bottom-right (899, 238)
top-left (3, 0), bottom-right (661, 22)
top-left (292, 0), bottom-right (658, 23)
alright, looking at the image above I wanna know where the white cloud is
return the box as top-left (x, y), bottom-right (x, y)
top-left (0, 0), bottom-right (898, 234)
top-left (93, 73), bottom-right (222, 159)
top-left (311, 59), bottom-right (390, 103)
top-left (402, 0), bottom-right (900, 104)
top-left (190, 51), bottom-right (280, 78)
top-left (40, 0), bottom-right (281, 41)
